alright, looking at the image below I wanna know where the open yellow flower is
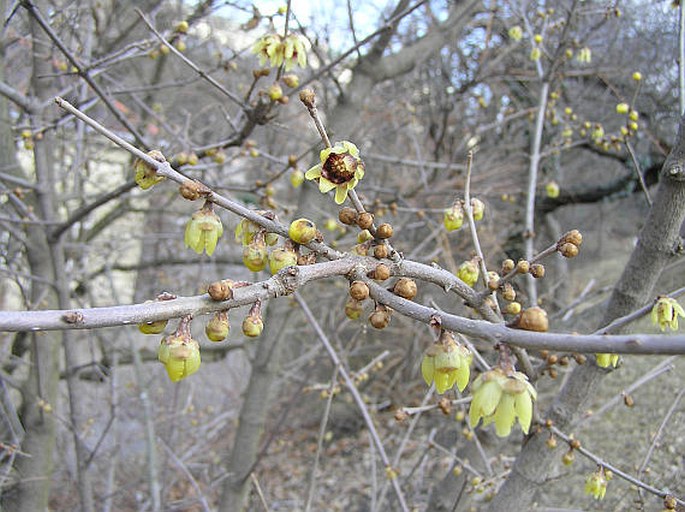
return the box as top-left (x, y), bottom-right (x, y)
top-left (305, 141), bottom-right (365, 204)
top-left (184, 203), bottom-right (223, 256)
top-left (252, 34), bottom-right (284, 68)
top-left (283, 34), bottom-right (307, 70)
top-left (421, 334), bottom-right (472, 394)
top-left (469, 368), bottom-right (537, 437)
top-left (585, 468), bottom-right (608, 500)
top-left (651, 296), bottom-right (685, 332)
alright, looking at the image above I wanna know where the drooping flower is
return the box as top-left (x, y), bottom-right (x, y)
top-left (158, 333), bottom-right (201, 382)
top-left (584, 468), bottom-right (609, 500)
top-left (252, 34), bottom-right (284, 68)
top-left (134, 149), bottom-right (166, 190)
top-left (305, 141), bottom-right (365, 204)
top-left (469, 368), bottom-right (537, 437)
top-left (283, 34), bottom-right (307, 71)
top-left (184, 202), bottom-right (223, 256)
top-left (234, 215), bottom-right (278, 247)
top-left (577, 46), bottom-right (592, 64)
top-left (421, 333), bottom-right (472, 394)
top-left (651, 296), bottom-right (685, 332)
top-left (443, 202), bottom-right (464, 231)
top-left (508, 25), bottom-right (523, 41)
top-left (596, 353), bottom-right (619, 368)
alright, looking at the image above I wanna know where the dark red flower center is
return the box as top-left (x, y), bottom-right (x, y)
top-left (321, 153), bottom-right (360, 185)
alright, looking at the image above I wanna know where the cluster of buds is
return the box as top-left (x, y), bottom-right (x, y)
top-left (184, 201), bottom-right (224, 256)
top-left (134, 150), bottom-right (166, 190)
top-left (157, 317), bottom-right (201, 382)
top-left (252, 33), bottom-right (307, 71)
top-left (234, 215), bottom-right (280, 272)
top-left (421, 332), bottom-right (472, 394)
top-left (556, 229), bottom-right (582, 258)
top-left (305, 141), bottom-right (365, 205)
top-left (468, 367), bottom-right (537, 437)
top-left (584, 467), bottom-right (610, 500)
top-left (443, 198), bottom-right (485, 232)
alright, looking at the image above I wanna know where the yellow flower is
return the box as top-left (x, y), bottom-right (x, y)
top-left (546, 181), bottom-right (560, 198)
top-left (283, 34), bottom-right (307, 71)
top-left (443, 202), bottom-right (464, 231)
top-left (585, 469), bottom-right (608, 500)
top-left (234, 216), bottom-right (278, 246)
top-left (577, 47), bottom-right (592, 64)
top-left (651, 296), bottom-right (685, 331)
top-left (457, 259), bottom-right (479, 287)
top-left (508, 26), bottom-right (523, 41)
top-left (158, 334), bottom-right (201, 382)
top-left (184, 203), bottom-right (223, 256)
top-left (469, 368), bottom-right (537, 437)
top-left (421, 334), bottom-right (472, 394)
top-left (134, 150), bottom-right (166, 190)
top-left (305, 141), bottom-right (365, 204)
top-left (252, 34), bottom-right (284, 68)
top-left (596, 353), bottom-right (619, 368)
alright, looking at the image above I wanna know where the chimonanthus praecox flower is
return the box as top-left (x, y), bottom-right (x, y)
top-left (421, 333), bottom-right (472, 394)
top-left (305, 141), bottom-right (365, 204)
top-left (651, 296), bottom-right (685, 332)
top-left (584, 467), bottom-right (609, 500)
top-left (283, 34), bottom-right (307, 71)
top-left (184, 202), bottom-right (223, 256)
top-left (469, 367), bottom-right (537, 437)
top-left (252, 34), bottom-right (284, 68)
top-left (158, 334), bottom-right (201, 382)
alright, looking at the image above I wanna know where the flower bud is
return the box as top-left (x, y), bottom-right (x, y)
top-left (373, 244), bottom-right (389, 259)
top-left (443, 203), bottom-right (464, 231)
top-left (208, 279), bottom-right (234, 301)
top-left (369, 305), bottom-right (391, 329)
top-left (558, 229), bottom-right (582, 247)
top-left (288, 218), bottom-right (317, 244)
top-left (158, 334), bottom-right (201, 382)
top-left (205, 311), bottom-right (230, 342)
top-left (501, 282), bottom-right (516, 302)
top-left (376, 223), bottom-right (393, 239)
top-left (139, 319), bottom-right (168, 335)
top-left (545, 181), bottom-right (560, 198)
top-left (370, 263), bottom-right (390, 281)
top-left (349, 281), bottom-right (370, 301)
top-left (282, 73), bottom-right (299, 88)
top-left (504, 302), bottom-right (521, 315)
top-left (134, 149), bottom-right (166, 190)
top-left (470, 198), bottom-right (485, 221)
top-left (345, 298), bottom-right (364, 320)
top-left (179, 180), bottom-right (209, 201)
top-left (268, 246), bottom-right (298, 274)
top-left (516, 260), bottom-right (530, 274)
top-left (357, 229), bottom-right (373, 243)
top-left (242, 302), bottom-right (264, 337)
top-left (457, 260), bottom-right (479, 287)
top-left (562, 450), bottom-right (575, 465)
top-left (289, 168), bottom-right (305, 188)
top-left (267, 82), bottom-right (283, 101)
top-left (616, 103), bottom-right (629, 115)
top-left (514, 306), bottom-right (549, 332)
top-left (393, 278), bottom-right (417, 300)
top-left (501, 258), bottom-right (515, 274)
top-left (530, 263), bottom-right (545, 278)
top-left (243, 241), bottom-right (268, 272)
top-left (338, 207), bottom-right (358, 225)
top-left (558, 242), bottom-right (579, 258)
top-left (357, 212), bottom-right (374, 230)
top-left (175, 20), bottom-right (189, 34)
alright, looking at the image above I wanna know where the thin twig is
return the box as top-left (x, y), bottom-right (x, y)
top-left (624, 140), bottom-right (652, 206)
top-left (295, 292), bottom-right (410, 512)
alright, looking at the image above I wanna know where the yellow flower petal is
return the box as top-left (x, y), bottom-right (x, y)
top-left (305, 164), bottom-right (322, 180)
top-left (319, 177), bottom-right (337, 193)
top-left (334, 185), bottom-right (349, 204)
top-left (421, 356), bottom-right (434, 387)
top-left (514, 391), bottom-right (533, 434)
top-left (494, 393), bottom-right (516, 437)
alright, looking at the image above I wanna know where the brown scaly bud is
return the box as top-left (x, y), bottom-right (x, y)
top-left (501, 282), bottom-right (516, 302)
top-left (376, 223), bottom-right (393, 239)
top-left (558, 243), bottom-right (579, 258)
top-left (369, 304), bottom-right (391, 329)
top-left (297, 252), bottom-right (317, 266)
top-left (179, 180), bottom-right (210, 201)
top-left (548, 368), bottom-right (558, 379)
top-left (558, 229), bottom-right (583, 247)
top-left (623, 393), bottom-right (635, 407)
top-left (573, 353), bottom-right (587, 365)
top-left (547, 354), bottom-right (558, 365)
top-left (513, 306), bottom-right (549, 332)
top-left (504, 302), bottom-right (521, 315)
top-left (299, 88), bottom-right (316, 108)
top-left (530, 263), bottom-right (545, 278)
top-left (501, 259), bottom-right (515, 274)
top-left (242, 301), bottom-right (264, 338)
top-left (569, 438), bottom-right (581, 450)
top-left (487, 274), bottom-right (500, 291)
top-left (516, 259), bottom-right (530, 274)
top-left (438, 397), bottom-right (451, 415)
top-left (373, 243), bottom-right (389, 259)
top-left (393, 278), bottom-right (417, 300)
top-left (208, 279), bottom-right (234, 301)
top-left (370, 263), bottom-right (390, 281)
top-left (664, 495), bottom-right (677, 510)
top-left (339, 207), bottom-right (358, 225)
top-left (205, 311), bottom-right (230, 342)
top-left (357, 212), bottom-right (374, 230)
top-left (546, 435), bottom-right (558, 449)
top-left (394, 409), bottom-right (409, 422)
top-left (253, 68), bottom-right (271, 79)
top-left (349, 281), bottom-right (370, 301)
